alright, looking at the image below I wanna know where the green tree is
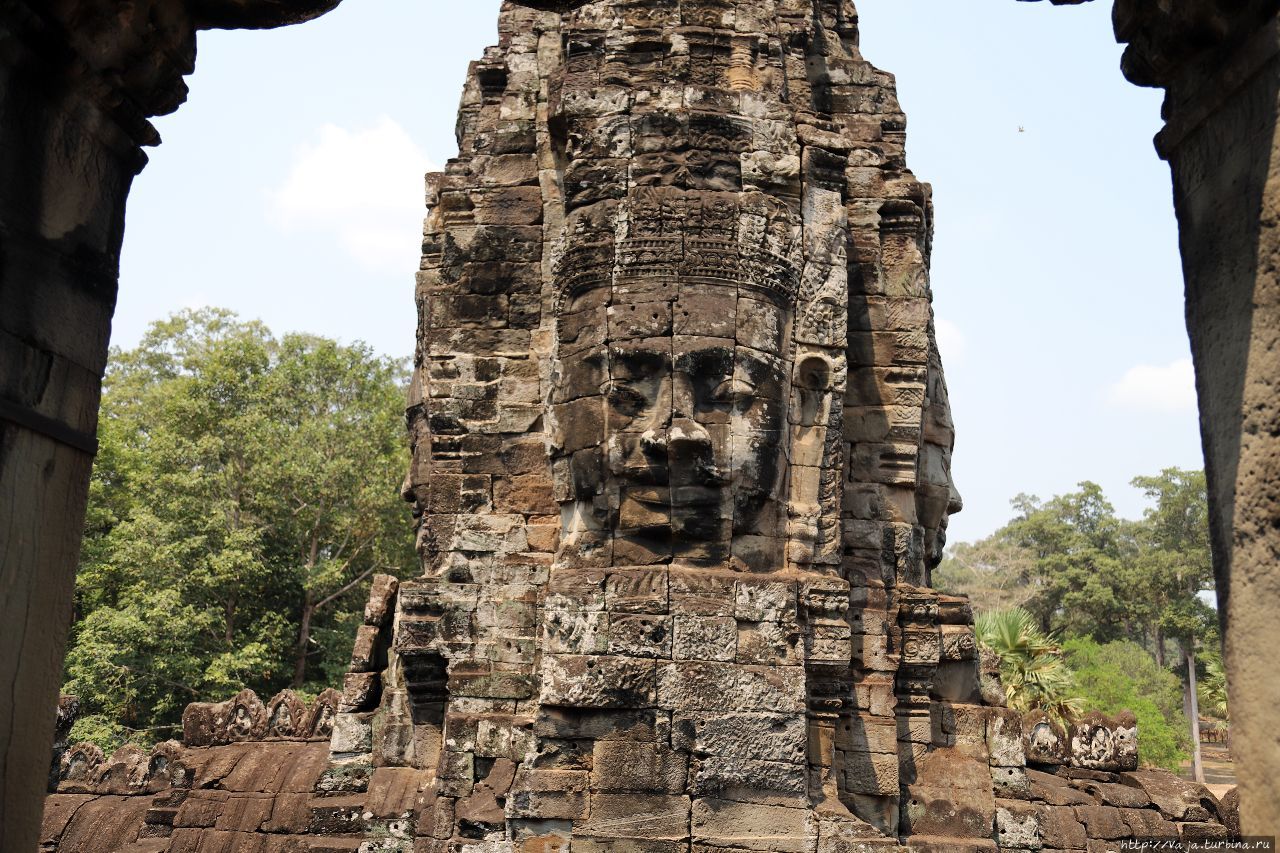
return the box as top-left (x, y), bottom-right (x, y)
top-left (1128, 469), bottom-right (1215, 666)
top-left (1064, 637), bottom-right (1191, 771)
top-left (934, 536), bottom-right (1035, 612)
top-left (1000, 483), bottom-right (1138, 642)
top-left (64, 309), bottom-right (412, 748)
top-left (1128, 469), bottom-right (1216, 779)
top-left (255, 333), bottom-right (412, 686)
top-left (949, 473), bottom-right (1216, 774)
top-left (976, 607), bottom-right (1082, 725)
top-left (1197, 651), bottom-right (1229, 722)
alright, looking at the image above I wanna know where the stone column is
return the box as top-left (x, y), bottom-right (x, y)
top-left (0, 2), bottom-right (339, 849)
top-left (1113, 0), bottom-right (1280, 833)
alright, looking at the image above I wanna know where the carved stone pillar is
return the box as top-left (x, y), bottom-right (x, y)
top-left (0, 2), bottom-right (339, 849)
top-left (1112, 0), bottom-right (1280, 833)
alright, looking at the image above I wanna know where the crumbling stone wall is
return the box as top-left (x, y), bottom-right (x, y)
top-left (40, 736), bottom-right (1234, 853)
top-left (37, 615), bottom-right (1234, 852)
top-left (356, 1), bottom-right (970, 846)
top-left (11, 0), bottom-right (1280, 848)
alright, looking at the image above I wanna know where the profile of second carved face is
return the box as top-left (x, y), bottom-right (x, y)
top-left (551, 280), bottom-right (792, 569)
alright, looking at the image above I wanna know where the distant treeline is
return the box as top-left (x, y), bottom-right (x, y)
top-left (942, 473), bottom-right (1226, 770)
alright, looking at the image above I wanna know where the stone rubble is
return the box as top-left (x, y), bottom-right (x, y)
top-left (40, 684), bottom-right (1232, 852)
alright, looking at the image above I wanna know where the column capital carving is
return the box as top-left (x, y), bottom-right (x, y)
top-left (1114, 0), bottom-right (1278, 90)
top-left (4, 0), bottom-right (343, 155)
top-left (191, 0), bottom-right (343, 30)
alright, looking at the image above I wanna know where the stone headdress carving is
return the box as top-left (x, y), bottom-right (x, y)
top-left (552, 187), bottom-right (803, 315)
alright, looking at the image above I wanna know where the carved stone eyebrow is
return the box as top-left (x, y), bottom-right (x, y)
top-left (735, 349), bottom-right (785, 382)
top-left (673, 346), bottom-right (733, 375)
top-left (608, 345), bottom-right (670, 378)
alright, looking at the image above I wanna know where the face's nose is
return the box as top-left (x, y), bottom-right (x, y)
top-left (947, 479), bottom-right (964, 516)
top-left (641, 415), bottom-right (711, 444)
top-left (639, 374), bottom-right (712, 457)
top-left (640, 426), bottom-right (667, 456)
top-left (655, 417), bottom-right (712, 452)
top-left (640, 418), bottom-right (715, 483)
top-left (637, 373), bottom-right (674, 457)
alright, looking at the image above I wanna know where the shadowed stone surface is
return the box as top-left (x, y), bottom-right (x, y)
top-left (0, 2), bottom-right (345, 849)
top-left (37, 692), bottom-right (1232, 852)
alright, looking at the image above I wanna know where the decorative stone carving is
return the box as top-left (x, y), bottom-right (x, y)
top-left (94, 744), bottom-right (150, 795)
top-left (58, 743), bottom-right (105, 787)
top-left (1022, 710), bottom-right (1069, 767)
top-left (181, 687), bottom-right (337, 746)
top-left (306, 688), bottom-right (341, 739)
top-left (50, 739), bottom-right (192, 797)
top-left (227, 688), bottom-right (269, 741)
top-left (182, 688), bottom-right (268, 746)
top-left (145, 740), bottom-right (190, 791)
top-left (266, 689), bottom-right (309, 738)
top-left (1068, 711), bottom-right (1139, 772)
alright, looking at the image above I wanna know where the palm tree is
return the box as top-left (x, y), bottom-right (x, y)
top-left (1197, 655), bottom-right (1229, 721)
top-left (976, 607), bottom-right (1083, 725)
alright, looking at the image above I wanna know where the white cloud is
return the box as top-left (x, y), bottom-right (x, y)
top-left (267, 117), bottom-right (434, 271)
top-left (1107, 358), bottom-right (1198, 413)
top-left (935, 316), bottom-right (966, 363)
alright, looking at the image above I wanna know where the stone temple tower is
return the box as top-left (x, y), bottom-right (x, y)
top-left (337, 0), bottom-right (995, 847)
top-left (37, 1), bottom-right (1230, 850)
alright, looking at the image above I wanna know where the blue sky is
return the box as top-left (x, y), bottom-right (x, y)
top-left (118, 1), bottom-right (1204, 543)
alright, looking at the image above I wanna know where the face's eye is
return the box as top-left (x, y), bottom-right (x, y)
top-left (603, 381), bottom-right (648, 414)
top-left (710, 379), bottom-right (756, 407)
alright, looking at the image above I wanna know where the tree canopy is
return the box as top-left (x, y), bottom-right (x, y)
top-left (1064, 637), bottom-right (1191, 771)
top-left (64, 309), bottom-right (413, 747)
top-left (945, 471), bottom-right (1220, 771)
top-left (939, 472), bottom-right (1216, 663)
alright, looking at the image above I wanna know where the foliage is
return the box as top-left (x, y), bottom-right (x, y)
top-left (67, 714), bottom-right (134, 753)
top-left (934, 537), bottom-right (1036, 613)
top-left (976, 607), bottom-right (1082, 725)
top-left (1197, 651), bottom-right (1229, 721)
top-left (1064, 637), bottom-right (1191, 771)
top-left (63, 309), bottom-right (413, 749)
top-left (948, 473), bottom-right (1216, 666)
top-left (999, 483), bottom-right (1139, 641)
top-left (1127, 470), bottom-right (1217, 657)
top-left (952, 472), bottom-right (1219, 770)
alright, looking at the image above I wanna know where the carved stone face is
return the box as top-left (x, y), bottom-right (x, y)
top-left (554, 284), bottom-right (792, 568)
top-left (919, 346), bottom-right (964, 572)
